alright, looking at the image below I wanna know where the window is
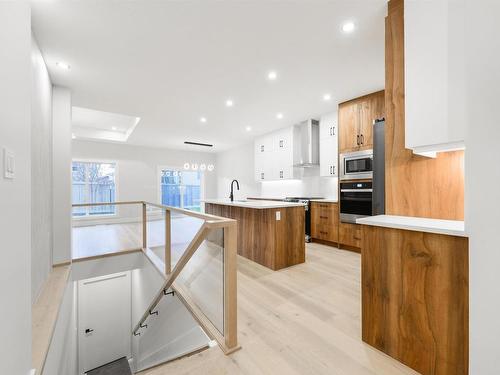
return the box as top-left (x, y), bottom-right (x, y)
top-left (160, 168), bottom-right (202, 212)
top-left (72, 161), bottom-right (117, 217)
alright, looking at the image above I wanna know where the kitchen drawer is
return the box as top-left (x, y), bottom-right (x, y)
top-left (314, 224), bottom-right (338, 243)
top-left (311, 202), bottom-right (339, 243)
top-left (339, 222), bottom-right (362, 249)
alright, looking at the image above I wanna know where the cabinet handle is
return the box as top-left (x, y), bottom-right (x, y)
top-left (361, 134), bottom-right (364, 144)
top-left (260, 145), bottom-right (264, 152)
top-left (356, 135), bottom-right (360, 145)
top-left (320, 231), bottom-right (329, 235)
top-left (320, 215), bottom-right (329, 219)
top-left (261, 172), bottom-right (264, 180)
top-left (332, 126), bottom-right (335, 136)
top-left (279, 140), bottom-right (284, 148)
top-left (332, 165), bottom-right (336, 175)
top-left (329, 165), bottom-right (332, 175)
top-left (280, 170), bottom-right (283, 179)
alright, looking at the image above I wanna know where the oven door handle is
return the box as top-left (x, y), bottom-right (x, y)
top-left (340, 189), bottom-right (373, 193)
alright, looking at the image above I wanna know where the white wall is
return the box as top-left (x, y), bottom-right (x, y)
top-left (31, 34), bottom-right (53, 303)
top-left (0, 3), bottom-right (32, 374)
top-left (72, 140), bottom-right (218, 217)
top-left (465, 0), bottom-right (500, 373)
top-left (42, 281), bottom-right (78, 375)
top-left (52, 87), bottom-right (72, 264)
top-left (215, 142), bottom-right (338, 200)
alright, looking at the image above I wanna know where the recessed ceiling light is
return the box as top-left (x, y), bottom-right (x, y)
top-left (200, 117), bottom-right (207, 123)
top-left (225, 99), bottom-right (234, 107)
top-left (323, 93), bottom-right (332, 101)
top-left (341, 21), bottom-right (355, 34)
top-left (111, 126), bottom-right (117, 130)
top-left (276, 113), bottom-right (284, 120)
top-left (267, 71), bottom-right (277, 80)
top-left (56, 61), bottom-right (71, 70)
top-left (245, 126), bottom-right (252, 132)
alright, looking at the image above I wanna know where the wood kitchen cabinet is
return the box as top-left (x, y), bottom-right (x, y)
top-left (311, 202), bottom-right (339, 243)
top-left (339, 222), bottom-right (362, 251)
top-left (339, 90), bottom-right (385, 154)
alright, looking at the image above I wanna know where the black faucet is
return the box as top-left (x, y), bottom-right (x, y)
top-left (229, 179), bottom-right (240, 202)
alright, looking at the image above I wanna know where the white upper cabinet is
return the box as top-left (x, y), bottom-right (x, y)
top-left (405, 0), bottom-right (465, 155)
top-left (254, 127), bottom-right (299, 182)
top-left (319, 112), bottom-right (338, 177)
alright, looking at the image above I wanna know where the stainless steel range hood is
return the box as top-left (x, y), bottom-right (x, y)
top-left (293, 119), bottom-right (320, 168)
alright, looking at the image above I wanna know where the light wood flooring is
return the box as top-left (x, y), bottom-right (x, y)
top-left (141, 243), bottom-right (419, 375)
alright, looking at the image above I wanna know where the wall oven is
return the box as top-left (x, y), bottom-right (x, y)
top-left (340, 149), bottom-right (373, 180)
top-left (340, 181), bottom-right (372, 223)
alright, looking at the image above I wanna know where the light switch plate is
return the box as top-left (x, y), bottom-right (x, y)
top-left (276, 211), bottom-right (281, 221)
top-left (3, 148), bottom-right (14, 179)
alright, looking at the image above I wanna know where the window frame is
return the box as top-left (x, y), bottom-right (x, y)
top-left (72, 158), bottom-right (119, 220)
top-left (157, 165), bottom-right (205, 211)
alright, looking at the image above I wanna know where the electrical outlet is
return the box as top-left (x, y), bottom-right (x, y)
top-left (276, 211), bottom-right (281, 221)
top-left (3, 148), bottom-right (14, 179)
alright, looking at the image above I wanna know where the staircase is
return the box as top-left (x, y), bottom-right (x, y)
top-left (86, 357), bottom-right (132, 375)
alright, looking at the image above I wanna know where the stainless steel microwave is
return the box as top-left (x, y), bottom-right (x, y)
top-left (339, 149), bottom-right (373, 180)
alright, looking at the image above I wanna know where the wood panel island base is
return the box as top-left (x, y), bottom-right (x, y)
top-left (205, 201), bottom-right (305, 270)
top-left (358, 216), bottom-right (468, 375)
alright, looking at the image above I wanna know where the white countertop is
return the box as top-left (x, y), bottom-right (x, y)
top-left (356, 215), bottom-right (466, 237)
top-left (202, 199), bottom-right (306, 209)
top-left (310, 198), bottom-right (338, 203)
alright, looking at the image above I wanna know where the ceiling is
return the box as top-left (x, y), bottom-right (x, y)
top-left (72, 106), bottom-right (140, 142)
top-left (31, 0), bottom-right (386, 152)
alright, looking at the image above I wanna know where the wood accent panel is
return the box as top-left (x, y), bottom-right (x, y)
top-left (385, 0), bottom-right (464, 220)
top-left (339, 90), bottom-right (385, 153)
top-left (339, 222), bottom-right (362, 249)
top-left (361, 225), bottom-right (468, 375)
top-left (311, 202), bottom-right (338, 243)
top-left (205, 204), bottom-right (305, 270)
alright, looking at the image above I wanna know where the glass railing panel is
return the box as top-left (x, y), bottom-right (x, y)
top-left (175, 227), bottom-right (225, 335)
top-left (71, 203), bottom-right (143, 259)
top-left (170, 211), bottom-right (205, 270)
top-left (131, 247), bottom-right (211, 373)
top-left (145, 206), bottom-right (166, 261)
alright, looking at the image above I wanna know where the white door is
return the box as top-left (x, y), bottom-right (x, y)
top-left (78, 272), bottom-right (131, 374)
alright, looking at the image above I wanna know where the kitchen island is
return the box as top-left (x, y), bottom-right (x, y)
top-left (204, 199), bottom-right (305, 270)
top-left (357, 215), bottom-right (468, 375)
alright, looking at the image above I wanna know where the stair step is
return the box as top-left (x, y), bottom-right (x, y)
top-left (86, 357), bottom-right (132, 375)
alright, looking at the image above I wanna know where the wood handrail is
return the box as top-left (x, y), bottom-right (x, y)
top-left (132, 223), bottom-right (211, 334)
top-left (71, 200), bottom-right (234, 223)
top-left (72, 199), bottom-right (238, 352)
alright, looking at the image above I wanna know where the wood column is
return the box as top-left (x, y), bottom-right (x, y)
top-left (223, 222), bottom-right (238, 351)
top-left (385, 0), bottom-right (465, 220)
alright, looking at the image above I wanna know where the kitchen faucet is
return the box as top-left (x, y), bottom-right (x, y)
top-left (229, 179), bottom-right (240, 202)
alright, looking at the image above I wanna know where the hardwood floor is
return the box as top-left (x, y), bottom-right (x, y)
top-left (141, 243), bottom-right (418, 375)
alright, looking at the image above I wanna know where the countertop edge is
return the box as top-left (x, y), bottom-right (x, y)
top-left (356, 215), bottom-right (467, 237)
top-left (202, 199), bottom-right (306, 209)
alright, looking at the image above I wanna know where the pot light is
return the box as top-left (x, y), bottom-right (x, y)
top-left (276, 113), bottom-right (284, 120)
top-left (245, 126), bottom-right (252, 132)
top-left (207, 164), bottom-right (215, 172)
top-left (200, 117), bottom-right (207, 123)
top-left (111, 126), bottom-right (117, 131)
top-left (200, 164), bottom-right (207, 171)
top-left (323, 93), bottom-right (332, 101)
top-left (183, 163), bottom-right (190, 170)
top-left (267, 71), bottom-right (277, 80)
top-left (341, 21), bottom-right (355, 34)
top-left (56, 61), bottom-right (71, 70)
top-left (225, 99), bottom-right (234, 107)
